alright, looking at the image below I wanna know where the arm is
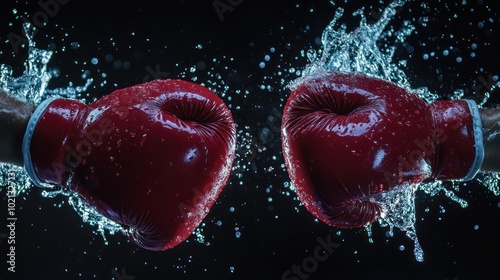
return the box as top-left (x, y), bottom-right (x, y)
top-left (0, 92), bottom-right (35, 166)
top-left (480, 108), bottom-right (500, 172)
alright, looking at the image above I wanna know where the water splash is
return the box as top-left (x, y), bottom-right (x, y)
top-left (289, 0), bottom-right (499, 262)
top-left (291, 1), bottom-right (415, 93)
top-left (1, 24), bottom-right (92, 104)
top-left (0, 23), bottom-right (123, 242)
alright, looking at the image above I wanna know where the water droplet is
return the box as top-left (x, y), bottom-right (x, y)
top-left (196, 61), bottom-right (206, 71)
top-left (71, 42), bottom-right (80, 49)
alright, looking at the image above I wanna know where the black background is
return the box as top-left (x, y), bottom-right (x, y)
top-left (1, 0), bottom-right (500, 279)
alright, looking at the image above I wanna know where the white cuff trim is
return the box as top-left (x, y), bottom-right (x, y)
top-left (22, 98), bottom-right (58, 187)
top-left (462, 99), bottom-right (485, 181)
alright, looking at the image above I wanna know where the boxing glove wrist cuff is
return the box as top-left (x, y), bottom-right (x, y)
top-left (429, 99), bottom-right (484, 181)
top-left (22, 98), bottom-right (58, 187)
top-left (463, 99), bottom-right (484, 181)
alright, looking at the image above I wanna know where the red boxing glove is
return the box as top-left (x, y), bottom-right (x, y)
top-left (281, 72), bottom-right (484, 228)
top-left (22, 79), bottom-right (236, 251)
